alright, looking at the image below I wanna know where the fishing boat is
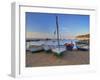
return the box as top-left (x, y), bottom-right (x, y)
top-left (42, 44), bottom-right (51, 52)
top-left (76, 41), bottom-right (89, 51)
top-left (26, 41), bottom-right (44, 53)
top-left (51, 16), bottom-right (66, 55)
top-left (77, 44), bottom-right (89, 51)
top-left (29, 45), bottom-right (44, 53)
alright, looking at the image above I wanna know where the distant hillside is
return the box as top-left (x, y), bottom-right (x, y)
top-left (76, 34), bottom-right (89, 38)
top-left (76, 34), bottom-right (90, 41)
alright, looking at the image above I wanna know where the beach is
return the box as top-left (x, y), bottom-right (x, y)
top-left (26, 50), bottom-right (89, 67)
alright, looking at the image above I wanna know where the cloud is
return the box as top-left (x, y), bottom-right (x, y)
top-left (26, 32), bottom-right (53, 39)
top-left (26, 31), bottom-right (75, 40)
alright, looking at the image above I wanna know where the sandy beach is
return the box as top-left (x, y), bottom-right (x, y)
top-left (26, 50), bottom-right (89, 67)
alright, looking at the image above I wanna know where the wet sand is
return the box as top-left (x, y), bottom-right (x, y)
top-left (26, 50), bottom-right (89, 67)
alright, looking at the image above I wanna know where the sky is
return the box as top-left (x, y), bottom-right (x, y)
top-left (26, 12), bottom-right (89, 39)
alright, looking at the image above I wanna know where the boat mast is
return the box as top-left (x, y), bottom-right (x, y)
top-left (56, 16), bottom-right (60, 50)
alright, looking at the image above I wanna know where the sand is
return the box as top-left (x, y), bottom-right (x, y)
top-left (26, 50), bottom-right (89, 67)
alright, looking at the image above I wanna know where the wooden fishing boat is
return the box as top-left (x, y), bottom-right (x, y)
top-left (29, 45), bottom-right (44, 53)
top-left (76, 41), bottom-right (89, 51)
top-left (51, 16), bottom-right (66, 55)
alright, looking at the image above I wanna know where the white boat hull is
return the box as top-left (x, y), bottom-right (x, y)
top-left (52, 47), bottom-right (66, 54)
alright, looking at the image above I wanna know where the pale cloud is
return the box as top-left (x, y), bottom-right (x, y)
top-left (64, 33), bottom-right (75, 39)
top-left (26, 32), bottom-right (53, 39)
top-left (59, 31), bottom-right (75, 39)
top-left (26, 31), bottom-right (75, 39)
